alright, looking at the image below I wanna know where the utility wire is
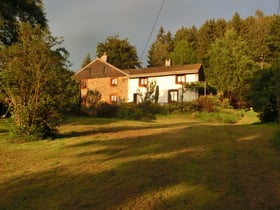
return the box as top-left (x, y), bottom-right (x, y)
top-left (278, 0), bottom-right (280, 14)
top-left (140, 0), bottom-right (165, 63)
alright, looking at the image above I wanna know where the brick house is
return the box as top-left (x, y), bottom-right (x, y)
top-left (75, 56), bottom-right (204, 105)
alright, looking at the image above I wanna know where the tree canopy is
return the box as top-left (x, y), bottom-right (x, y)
top-left (147, 27), bottom-right (174, 67)
top-left (81, 52), bottom-right (92, 68)
top-left (0, 22), bottom-right (80, 140)
top-left (96, 35), bottom-right (141, 69)
top-left (207, 28), bottom-right (256, 99)
top-left (0, 0), bottom-right (47, 45)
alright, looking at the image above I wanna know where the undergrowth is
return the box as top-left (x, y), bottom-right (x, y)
top-left (270, 130), bottom-right (280, 151)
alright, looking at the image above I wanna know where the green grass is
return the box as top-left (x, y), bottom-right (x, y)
top-left (0, 113), bottom-right (279, 209)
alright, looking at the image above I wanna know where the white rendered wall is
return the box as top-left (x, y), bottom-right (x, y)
top-left (127, 74), bottom-right (199, 103)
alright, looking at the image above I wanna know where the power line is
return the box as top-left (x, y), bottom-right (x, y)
top-left (140, 0), bottom-right (165, 63)
top-left (278, 0), bottom-right (280, 14)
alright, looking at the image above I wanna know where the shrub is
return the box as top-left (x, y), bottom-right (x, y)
top-left (117, 102), bottom-right (166, 120)
top-left (270, 130), bottom-right (280, 151)
top-left (167, 102), bottom-right (200, 114)
top-left (197, 96), bottom-right (217, 112)
top-left (95, 102), bottom-right (119, 118)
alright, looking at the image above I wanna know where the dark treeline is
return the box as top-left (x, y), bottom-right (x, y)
top-left (148, 10), bottom-right (280, 122)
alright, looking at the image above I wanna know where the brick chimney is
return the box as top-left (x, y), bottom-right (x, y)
top-left (101, 52), bottom-right (107, 62)
top-left (165, 58), bottom-right (171, 67)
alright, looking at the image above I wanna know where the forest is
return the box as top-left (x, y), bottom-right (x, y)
top-left (95, 10), bottom-right (280, 123)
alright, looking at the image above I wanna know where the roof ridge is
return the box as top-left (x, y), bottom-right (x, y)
top-left (75, 57), bottom-right (130, 76)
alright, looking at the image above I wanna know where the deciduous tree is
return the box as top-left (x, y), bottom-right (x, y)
top-left (0, 0), bottom-right (47, 45)
top-left (207, 29), bottom-right (256, 100)
top-left (169, 40), bottom-right (196, 65)
top-left (96, 35), bottom-right (141, 69)
top-left (0, 22), bottom-right (80, 140)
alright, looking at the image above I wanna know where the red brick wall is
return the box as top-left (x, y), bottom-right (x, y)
top-left (81, 76), bottom-right (128, 104)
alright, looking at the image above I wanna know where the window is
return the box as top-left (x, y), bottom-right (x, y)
top-left (176, 74), bottom-right (186, 84)
top-left (186, 74), bottom-right (197, 82)
top-left (139, 77), bottom-right (148, 87)
top-left (80, 80), bottom-right (87, 89)
top-left (110, 94), bottom-right (118, 103)
top-left (168, 90), bottom-right (178, 103)
top-left (111, 78), bottom-right (118, 86)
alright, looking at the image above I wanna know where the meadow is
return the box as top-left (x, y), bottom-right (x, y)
top-left (0, 111), bottom-right (280, 209)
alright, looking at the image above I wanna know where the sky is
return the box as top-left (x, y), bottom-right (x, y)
top-left (44, 0), bottom-right (279, 71)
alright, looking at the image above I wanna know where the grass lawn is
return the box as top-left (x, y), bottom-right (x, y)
top-left (0, 111), bottom-right (280, 209)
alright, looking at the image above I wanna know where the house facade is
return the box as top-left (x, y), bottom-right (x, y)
top-left (75, 56), bottom-right (204, 105)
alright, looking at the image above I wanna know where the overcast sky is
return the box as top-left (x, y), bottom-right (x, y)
top-left (44, 0), bottom-right (279, 71)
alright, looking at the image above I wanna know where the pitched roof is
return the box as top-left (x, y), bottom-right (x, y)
top-left (75, 58), bottom-right (129, 80)
top-left (75, 58), bottom-right (204, 81)
top-left (123, 64), bottom-right (203, 78)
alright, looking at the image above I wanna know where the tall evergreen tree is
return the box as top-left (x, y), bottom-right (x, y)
top-left (207, 29), bottom-right (256, 100)
top-left (266, 16), bottom-right (280, 122)
top-left (196, 19), bottom-right (222, 65)
top-left (81, 53), bottom-right (92, 68)
top-left (244, 10), bottom-right (275, 66)
top-left (147, 27), bottom-right (174, 67)
top-left (174, 26), bottom-right (198, 51)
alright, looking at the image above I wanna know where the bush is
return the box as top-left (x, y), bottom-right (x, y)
top-left (117, 102), bottom-right (161, 121)
top-left (270, 130), bottom-right (280, 151)
top-left (197, 96), bottom-right (217, 112)
top-left (95, 102), bottom-right (119, 118)
top-left (167, 102), bottom-right (200, 114)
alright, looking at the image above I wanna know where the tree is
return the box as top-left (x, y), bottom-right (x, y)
top-left (228, 12), bottom-right (243, 35)
top-left (265, 16), bottom-right (280, 122)
top-left (207, 29), bottom-right (256, 101)
top-left (81, 52), bottom-right (91, 68)
top-left (243, 10), bottom-right (275, 67)
top-left (0, 0), bottom-right (47, 45)
top-left (196, 19), bottom-right (226, 65)
top-left (169, 40), bottom-right (196, 65)
top-left (147, 27), bottom-right (174, 67)
top-left (249, 69), bottom-right (278, 122)
top-left (0, 22), bottom-right (80, 140)
top-left (136, 80), bottom-right (157, 103)
top-left (174, 26), bottom-right (198, 51)
top-left (96, 35), bottom-right (141, 69)
top-left (147, 41), bottom-right (169, 67)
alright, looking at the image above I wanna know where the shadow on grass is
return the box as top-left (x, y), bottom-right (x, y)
top-left (58, 122), bottom-right (192, 141)
top-left (1, 122), bottom-right (280, 209)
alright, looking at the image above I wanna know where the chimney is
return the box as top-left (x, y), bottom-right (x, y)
top-left (165, 58), bottom-right (171, 67)
top-left (101, 52), bottom-right (107, 62)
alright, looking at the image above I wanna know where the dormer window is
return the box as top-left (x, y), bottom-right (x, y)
top-left (139, 77), bottom-right (148, 87)
top-left (176, 74), bottom-right (186, 84)
top-left (111, 78), bottom-right (118, 86)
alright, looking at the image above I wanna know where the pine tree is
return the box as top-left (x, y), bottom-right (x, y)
top-left (81, 53), bottom-right (91, 68)
top-left (147, 27), bottom-right (174, 67)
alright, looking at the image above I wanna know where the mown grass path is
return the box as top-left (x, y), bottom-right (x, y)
top-left (0, 114), bottom-right (279, 209)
